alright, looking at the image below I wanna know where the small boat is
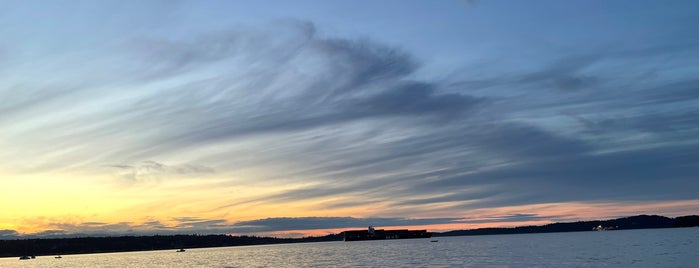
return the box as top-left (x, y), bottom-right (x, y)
top-left (593, 225), bottom-right (618, 231)
top-left (19, 256), bottom-right (31, 260)
top-left (55, 255), bottom-right (63, 259)
top-left (176, 248), bottom-right (186, 252)
top-left (430, 240), bottom-right (439, 242)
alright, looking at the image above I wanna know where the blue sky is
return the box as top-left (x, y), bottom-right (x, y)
top-left (1, 0), bottom-right (698, 237)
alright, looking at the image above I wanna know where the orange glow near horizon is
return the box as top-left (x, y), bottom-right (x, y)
top-left (233, 200), bottom-right (699, 238)
top-left (2, 169), bottom-right (698, 237)
top-left (6, 196), bottom-right (699, 236)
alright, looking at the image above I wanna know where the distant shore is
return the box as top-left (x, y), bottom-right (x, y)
top-left (434, 214), bottom-right (699, 237)
top-left (1, 214), bottom-right (696, 258)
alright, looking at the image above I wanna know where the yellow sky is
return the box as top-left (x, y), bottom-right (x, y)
top-left (3, 169), bottom-right (698, 236)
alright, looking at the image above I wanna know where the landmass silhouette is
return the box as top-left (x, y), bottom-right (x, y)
top-left (1, 214), bottom-right (696, 258)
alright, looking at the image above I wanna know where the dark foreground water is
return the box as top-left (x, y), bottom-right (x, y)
top-left (1, 228), bottom-right (697, 267)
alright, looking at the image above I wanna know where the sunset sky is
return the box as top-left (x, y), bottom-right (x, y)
top-left (1, 0), bottom-right (698, 238)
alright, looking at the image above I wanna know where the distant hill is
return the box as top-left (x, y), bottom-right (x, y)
top-left (435, 215), bottom-right (699, 237)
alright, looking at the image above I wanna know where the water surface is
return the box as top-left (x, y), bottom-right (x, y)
top-left (1, 228), bottom-right (696, 267)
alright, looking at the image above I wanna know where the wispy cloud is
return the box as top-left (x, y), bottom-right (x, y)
top-left (108, 161), bottom-right (214, 181)
top-left (1, 0), bottom-right (698, 236)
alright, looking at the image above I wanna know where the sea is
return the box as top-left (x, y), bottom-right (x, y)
top-left (1, 228), bottom-right (697, 267)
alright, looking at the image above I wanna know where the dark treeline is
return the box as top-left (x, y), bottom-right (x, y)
top-left (2, 215), bottom-right (697, 257)
top-left (0, 233), bottom-right (343, 258)
top-left (435, 215), bottom-right (699, 237)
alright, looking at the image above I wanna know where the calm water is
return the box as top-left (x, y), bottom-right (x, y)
top-left (1, 228), bottom-right (697, 267)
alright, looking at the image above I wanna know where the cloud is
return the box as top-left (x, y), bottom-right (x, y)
top-left (128, 35), bottom-right (481, 153)
top-left (344, 81), bottom-right (482, 120)
top-left (448, 54), bottom-right (605, 93)
top-left (575, 111), bottom-right (699, 136)
top-left (12, 216), bottom-right (460, 237)
top-left (230, 112), bottom-right (698, 215)
top-left (108, 161), bottom-right (214, 181)
top-left (455, 213), bottom-right (562, 224)
top-left (411, 143), bottom-right (699, 209)
top-left (18, 218), bottom-right (237, 238)
top-left (518, 54), bottom-right (602, 91)
top-left (231, 121), bottom-right (592, 205)
top-left (0, 229), bottom-right (20, 239)
top-left (172, 217), bottom-right (229, 229)
top-left (4, 216), bottom-right (452, 238)
top-left (231, 217), bottom-right (459, 233)
top-left (0, 21), bottom-right (487, 175)
top-left (0, 14), bottom-right (698, 236)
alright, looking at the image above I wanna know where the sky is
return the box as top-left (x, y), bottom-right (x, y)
top-left (1, 0), bottom-right (698, 238)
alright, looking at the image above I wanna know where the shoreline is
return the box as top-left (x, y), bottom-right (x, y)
top-left (2, 214), bottom-right (697, 258)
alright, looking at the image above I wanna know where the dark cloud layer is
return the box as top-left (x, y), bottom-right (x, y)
top-left (1, 217), bottom-right (464, 238)
top-left (0, 229), bottom-right (20, 239)
top-left (231, 217), bottom-right (460, 233)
